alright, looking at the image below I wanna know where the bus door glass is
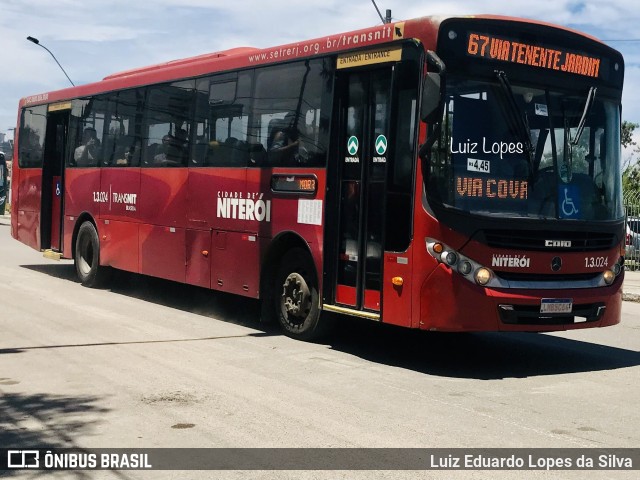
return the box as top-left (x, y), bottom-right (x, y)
top-left (333, 68), bottom-right (391, 311)
top-left (42, 104), bottom-right (71, 251)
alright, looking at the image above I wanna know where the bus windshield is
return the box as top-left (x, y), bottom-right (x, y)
top-left (427, 75), bottom-right (623, 222)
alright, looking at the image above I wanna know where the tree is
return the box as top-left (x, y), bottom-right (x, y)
top-left (622, 121), bottom-right (640, 202)
top-left (622, 121), bottom-right (638, 150)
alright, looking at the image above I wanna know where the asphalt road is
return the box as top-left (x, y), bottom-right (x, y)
top-left (0, 221), bottom-right (639, 480)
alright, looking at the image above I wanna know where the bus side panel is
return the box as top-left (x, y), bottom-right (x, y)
top-left (138, 169), bottom-right (188, 227)
top-left (100, 219), bottom-right (139, 273)
top-left (63, 168), bottom-right (101, 257)
top-left (139, 224), bottom-right (186, 283)
top-left (186, 229), bottom-right (212, 288)
top-left (15, 169), bottom-right (43, 250)
top-left (137, 169), bottom-right (188, 283)
top-left (99, 168), bottom-right (141, 273)
top-left (381, 249), bottom-right (414, 328)
top-left (100, 168), bottom-right (141, 222)
top-left (187, 168), bottom-right (247, 231)
top-left (248, 168), bottom-right (327, 292)
top-left (253, 168), bottom-right (327, 243)
top-left (210, 230), bottom-right (260, 297)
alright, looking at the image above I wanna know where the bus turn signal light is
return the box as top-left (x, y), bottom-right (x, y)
top-left (392, 276), bottom-right (404, 286)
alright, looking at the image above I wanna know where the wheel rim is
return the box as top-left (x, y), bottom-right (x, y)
top-left (281, 272), bottom-right (312, 323)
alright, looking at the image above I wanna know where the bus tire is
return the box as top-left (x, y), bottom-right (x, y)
top-left (75, 221), bottom-right (110, 288)
top-left (275, 248), bottom-right (327, 341)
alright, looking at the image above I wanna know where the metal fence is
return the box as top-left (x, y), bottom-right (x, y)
top-left (624, 192), bottom-right (640, 271)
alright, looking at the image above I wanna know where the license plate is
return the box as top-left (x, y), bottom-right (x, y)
top-left (540, 298), bottom-right (573, 314)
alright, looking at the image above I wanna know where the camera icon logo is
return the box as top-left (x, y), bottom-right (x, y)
top-left (7, 450), bottom-right (40, 468)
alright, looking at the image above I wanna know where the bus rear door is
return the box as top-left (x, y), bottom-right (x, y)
top-left (42, 103), bottom-right (71, 253)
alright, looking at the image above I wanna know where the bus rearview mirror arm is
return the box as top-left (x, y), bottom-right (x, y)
top-left (419, 50), bottom-right (446, 161)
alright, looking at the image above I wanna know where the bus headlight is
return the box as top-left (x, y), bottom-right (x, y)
top-left (612, 263), bottom-right (622, 276)
top-left (475, 267), bottom-right (492, 286)
top-left (425, 238), bottom-right (492, 286)
top-left (442, 251), bottom-right (458, 266)
top-left (603, 270), bottom-right (615, 285)
top-left (458, 261), bottom-right (473, 275)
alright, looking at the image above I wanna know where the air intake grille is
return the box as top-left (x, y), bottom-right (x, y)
top-left (496, 272), bottom-right (600, 282)
top-left (478, 230), bottom-right (617, 252)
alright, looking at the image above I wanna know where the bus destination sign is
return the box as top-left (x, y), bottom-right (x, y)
top-left (271, 174), bottom-right (318, 195)
top-left (466, 32), bottom-right (601, 79)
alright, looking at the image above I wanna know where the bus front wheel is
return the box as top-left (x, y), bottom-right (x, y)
top-left (75, 221), bottom-right (110, 287)
top-left (275, 248), bottom-right (327, 341)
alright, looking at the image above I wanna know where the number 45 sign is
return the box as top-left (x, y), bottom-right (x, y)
top-left (467, 158), bottom-right (490, 173)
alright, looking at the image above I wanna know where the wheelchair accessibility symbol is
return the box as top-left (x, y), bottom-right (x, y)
top-left (55, 181), bottom-right (61, 197)
top-left (559, 186), bottom-right (580, 219)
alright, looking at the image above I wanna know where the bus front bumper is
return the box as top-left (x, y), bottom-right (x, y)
top-left (418, 265), bottom-right (623, 332)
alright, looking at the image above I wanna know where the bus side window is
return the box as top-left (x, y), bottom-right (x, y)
top-left (252, 58), bottom-right (332, 168)
top-left (143, 80), bottom-right (194, 167)
top-left (191, 71), bottom-right (253, 168)
top-left (69, 98), bottom-right (107, 168)
top-left (102, 89), bottom-right (143, 168)
top-left (19, 105), bottom-right (47, 168)
top-left (190, 119), bottom-right (209, 166)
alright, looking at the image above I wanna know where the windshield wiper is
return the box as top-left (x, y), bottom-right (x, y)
top-left (572, 86), bottom-right (597, 146)
top-left (562, 86), bottom-right (597, 182)
top-left (494, 71), bottom-right (534, 170)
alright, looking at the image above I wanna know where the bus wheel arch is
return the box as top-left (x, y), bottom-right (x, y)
top-left (73, 216), bottom-right (111, 288)
top-left (260, 233), bottom-right (328, 340)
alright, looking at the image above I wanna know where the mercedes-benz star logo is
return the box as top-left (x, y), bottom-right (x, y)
top-left (551, 256), bottom-right (562, 271)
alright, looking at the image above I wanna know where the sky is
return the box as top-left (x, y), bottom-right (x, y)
top-left (1, 0), bottom-right (639, 154)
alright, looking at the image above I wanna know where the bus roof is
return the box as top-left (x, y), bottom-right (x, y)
top-left (19, 14), bottom-right (616, 109)
top-left (102, 47), bottom-right (260, 81)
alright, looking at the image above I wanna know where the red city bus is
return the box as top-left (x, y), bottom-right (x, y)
top-left (11, 15), bottom-right (625, 340)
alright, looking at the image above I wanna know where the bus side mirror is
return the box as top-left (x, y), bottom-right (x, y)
top-left (420, 50), bottom-right (446, 123)
top-left (420, 72), bottom-right (442, 123)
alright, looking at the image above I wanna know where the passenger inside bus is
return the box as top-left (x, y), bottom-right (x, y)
top-left (267, 112), bottom-right (300, 165)
top-left (74, 128), bottom-right (101, 166)
top-left (153, 128), bottom-right (188, 166)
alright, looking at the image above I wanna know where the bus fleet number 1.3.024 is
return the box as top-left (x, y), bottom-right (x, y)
top-left (585, 256), bottom-right (608, 268)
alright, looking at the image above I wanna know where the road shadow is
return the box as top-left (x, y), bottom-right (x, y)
top-left (19, 263), bottom-right (640, 379)
top-left (20, 263), bottom-right (276, 334)
top-left (22, 262), bottom-right (78, 282)
top-left (0, 391), bottom-right (111, 478)
top-left (108, 270), bottom-right (274, 333)
top-left (326, 317), bottom-right (640, 379)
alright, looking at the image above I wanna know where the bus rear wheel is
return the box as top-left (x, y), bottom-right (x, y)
top-left (275, 248), bottom-right (327, 341)
top-left (75, 221), bottom-right (110, 287)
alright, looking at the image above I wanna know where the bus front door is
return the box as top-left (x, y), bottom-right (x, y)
top-left (42, 107), bottom-right (70, 253)
top-left (330, 68), bottom-right (392, 314)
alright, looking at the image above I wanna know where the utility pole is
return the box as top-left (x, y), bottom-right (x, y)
top-left (26, 36), bottom-right (75, 87)
top-left (371, 1), bottom-right (391, 24)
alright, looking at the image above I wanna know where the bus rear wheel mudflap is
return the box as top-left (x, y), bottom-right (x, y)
top-left (74, 221), bottom-right (111, 288)
top-left (275, 248), bottom-right (327, 340)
